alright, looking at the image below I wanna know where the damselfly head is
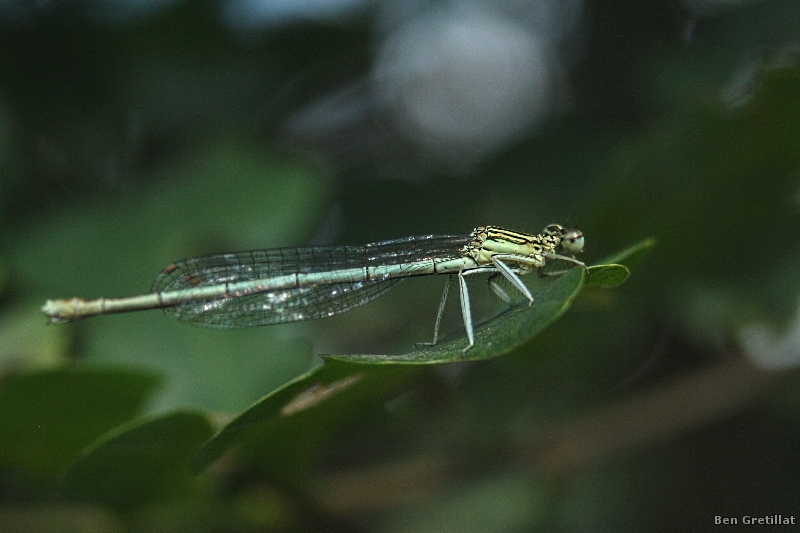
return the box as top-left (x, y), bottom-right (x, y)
top-left (560, 228), bottom-right (584, 254)
top-left (543, 223), bottom-right (564, 236)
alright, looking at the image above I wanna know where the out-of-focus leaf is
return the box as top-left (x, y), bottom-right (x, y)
top-left (192, 359), bottom-right (420, 476)
top-left (595, 237), bottom-right (656, 268)
top-left (61, 411), bottom-right (213, 508)
top-left (0, 368), bottom-right (161, 477)
top-left (0, 305), bottom-right (71, 372)
top-left (13, 142), bottom-right (330, 413)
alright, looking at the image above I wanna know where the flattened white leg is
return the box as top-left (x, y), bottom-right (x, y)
top-left (540, 253), bottom-right (589, 276)
top-left (458, 272), bottom-right (475, 353)
top-left (491, 257), bottom-right (534, 305)
top-left (415, 275), bottom-right (451, 348)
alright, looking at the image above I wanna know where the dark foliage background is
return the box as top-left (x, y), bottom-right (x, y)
top-left (1, 1), bottom-right (798, 531)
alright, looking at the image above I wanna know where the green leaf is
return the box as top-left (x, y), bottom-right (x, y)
top-left (0, 368), bottom-right (161, 477)
top-left (327, 266), bottom-right (586, 364)
top-left (191, 360), bottom-right (419, 475)
top-left (585, 264), bottom-right (630, 288)
top-left (61, 411), bottom-right (214, 508)
top-left (193, 242), bottom-right (642, 472)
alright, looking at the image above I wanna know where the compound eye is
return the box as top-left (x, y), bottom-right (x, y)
top-left (561, 229), bottom-right (584, 254)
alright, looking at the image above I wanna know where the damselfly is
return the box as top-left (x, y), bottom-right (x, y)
top-left (41, 224), bottom-right (587, 352)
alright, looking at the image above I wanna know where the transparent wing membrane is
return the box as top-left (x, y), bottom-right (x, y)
top-left (150, 234), bottom-right (470, 328)
top-left (168, 279), bottom-right (404, 328)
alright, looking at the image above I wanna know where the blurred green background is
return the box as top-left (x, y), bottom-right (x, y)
top-left (1, 0), bottom-right (799, 531)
